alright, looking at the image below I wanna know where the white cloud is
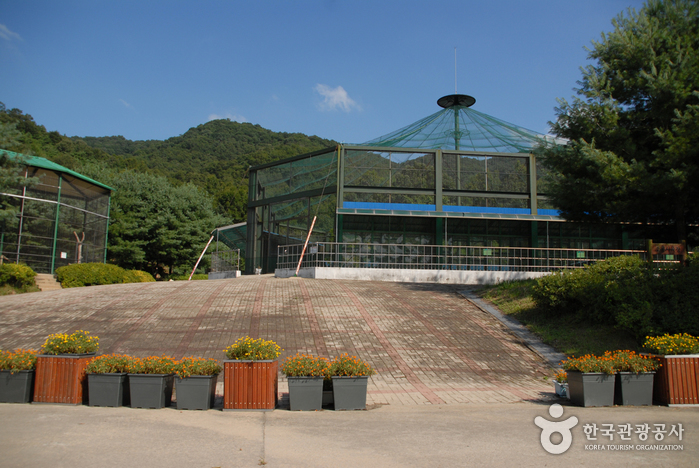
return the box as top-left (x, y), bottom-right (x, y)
top-left (120, 99), bottom-right (134, 109)
top-left (208, 113), bottom-right (247, 123)
top-left (0, 24), bottom-right (22, 42)
top-left (314, 84), bottom-right (361, 112)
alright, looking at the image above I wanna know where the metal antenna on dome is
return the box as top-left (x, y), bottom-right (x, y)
top-left (454, 47), bottom-right (457, 94)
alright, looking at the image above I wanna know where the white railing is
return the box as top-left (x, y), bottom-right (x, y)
top-left (276, 242), bottom-right (649, 272)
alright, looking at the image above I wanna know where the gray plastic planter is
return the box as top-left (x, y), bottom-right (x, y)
top-left (128, 374), bottom-right (174, 409)
top-left (287, 376), bottom-right (324, 411)
top-left (615, 372), bottom-right (654, 406)
top-left (175, 375), bottom-right (218, 410)
top-left (0, 370), bottom-right (34, 403)
top-left (567, 371), bottom-right (615, 407)
top-left (88, 373), bottom-right (129, 407)
top-left (332, 376), bottom-right (369, 410)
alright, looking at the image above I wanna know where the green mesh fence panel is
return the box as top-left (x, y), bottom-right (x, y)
top-left (360, 99), bottom-right (557, 152)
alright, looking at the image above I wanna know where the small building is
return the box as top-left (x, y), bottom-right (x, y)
top-left (0, 151), bottom-right (112, 273)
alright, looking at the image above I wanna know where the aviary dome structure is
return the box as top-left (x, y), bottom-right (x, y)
top-left (242, 94), bottom-right (653, 274)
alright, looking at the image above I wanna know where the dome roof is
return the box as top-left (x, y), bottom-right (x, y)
top-left (361, 94), bottom-right (558, 153)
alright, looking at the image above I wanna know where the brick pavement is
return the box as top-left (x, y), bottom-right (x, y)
top-left (0, 275), bottom-right (555, 406)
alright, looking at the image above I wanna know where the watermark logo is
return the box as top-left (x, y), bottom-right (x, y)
top-left (534, 403), bottom-right (579, 454)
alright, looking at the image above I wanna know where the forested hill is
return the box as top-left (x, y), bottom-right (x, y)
top-left (1, 103), bottom-right (335, 223)
top-left (75, 119), bottom-right (337, 191)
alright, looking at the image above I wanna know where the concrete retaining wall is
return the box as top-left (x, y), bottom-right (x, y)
top-left (275, 267), bottom-right (548, 285)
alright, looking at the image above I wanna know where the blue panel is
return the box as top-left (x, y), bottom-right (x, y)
top-left (344, 202), bottom-right (436, 211)
top-left (443, 205), bottom-right (531, 215)
top-left (538, 209), bottom-right (561, 216)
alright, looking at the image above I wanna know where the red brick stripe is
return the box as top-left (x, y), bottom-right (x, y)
top-left (338, 282), bottom-right (445, 405)
top-left (173, 282), bottom-right (228, 358)
top-left (298, 279), bottom-right (328, 358)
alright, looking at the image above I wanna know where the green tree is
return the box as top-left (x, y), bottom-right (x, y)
top-left (0, 119), bottom-right (39, 231)
top-left (81, 165), bottom-right (226, 276)
top-left (539, 0), bottom-right (699, 243)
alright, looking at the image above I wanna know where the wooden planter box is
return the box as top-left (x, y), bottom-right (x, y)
top-left (223, 360), bottom-right (278, 410)
top-left (33, 354), bottom-right (94, 404)
top-left (652, 355), bottom-right (699, 406)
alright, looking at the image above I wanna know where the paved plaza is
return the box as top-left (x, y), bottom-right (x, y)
top-left (0, 275), bottom-right (553, 406)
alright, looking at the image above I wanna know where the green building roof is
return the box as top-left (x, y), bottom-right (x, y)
top-left (3, 150), bottom-right (113, 191)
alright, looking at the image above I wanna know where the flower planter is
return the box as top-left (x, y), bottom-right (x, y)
top-left (175, 375), bottom-right (218, 410)
top-left (652, 354), bottom-right (699, 405)
top-left (223, 360), bottom-right (278, 410)
top-left (567, 371), bottom-right (615, 407)
top-left (33, 354), bottom-right (94, 404)
top-left (332, 376), bottom-right (369, 410)
top-left (287, 376), bottom-right (324, 411)
top-left (553, 381), bottom-right (568, 399)
top-left (88, 373), bottom-right (129, 407)
top-left (615, 372), bottom-right (654, 406)
top-left (128, 374), bottom-right (174, 409)
top-left (0, 370), bottom-right (34, 403)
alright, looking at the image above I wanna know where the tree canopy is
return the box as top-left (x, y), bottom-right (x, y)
top-left (539, 0), bottom-right (699, 243)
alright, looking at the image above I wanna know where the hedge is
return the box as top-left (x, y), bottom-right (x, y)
top-left (55, 263), bottom-right (155, 287)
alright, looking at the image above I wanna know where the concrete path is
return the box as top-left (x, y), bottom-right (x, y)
top-left (2, 402), bottom-right (698, 467)
top-left (0, 275), bottom-right (553, 406)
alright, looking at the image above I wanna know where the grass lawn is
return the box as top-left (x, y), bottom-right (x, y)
top-left (476, 279), bottom-right (640, 358)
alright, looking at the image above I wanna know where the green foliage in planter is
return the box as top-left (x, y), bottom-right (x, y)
top-left (644, 333), bottom-right (699, 355)
top-left (606, 350), bottom-right (659, 373)
top-left (281, 354), bottom-right (330, 377)
top-left (0, 263), bottom-right (37, 289)
top-left (173, 357), bottom-right (221, 378)
top-left (329, 354), bottom-right (375, 377)
top-left (562, 354), bottom-right (615, 374)
top-left (127, 356), bottom-right (176, 374)
top-left (224, 337), bottom-right (281, 361)
top-left (85, 354), bottom-right (133, 373)
top-left (41, 330), bottom-right (99, 355)
top-left (0, 349), bottom-right (38, 372)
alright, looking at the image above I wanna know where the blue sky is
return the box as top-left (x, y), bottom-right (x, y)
top-left (1, 0), bottom-right (646, 144)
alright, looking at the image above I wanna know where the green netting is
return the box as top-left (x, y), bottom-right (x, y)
top-left (360, 104), bottom-right (557, 152)
top-left (256, 150), bottom-right (337, 199)
top-left (213, 223), bottom-right (247, 252)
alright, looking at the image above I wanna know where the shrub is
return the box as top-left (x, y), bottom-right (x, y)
top-left (55, 263), bottom-right (154, 287)
top-left (124, 270), bottom-right (156, 283)
top-left (532, 255), bottom-right (658, 339)
top-left (0, 263), bottom-right (37, 289)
